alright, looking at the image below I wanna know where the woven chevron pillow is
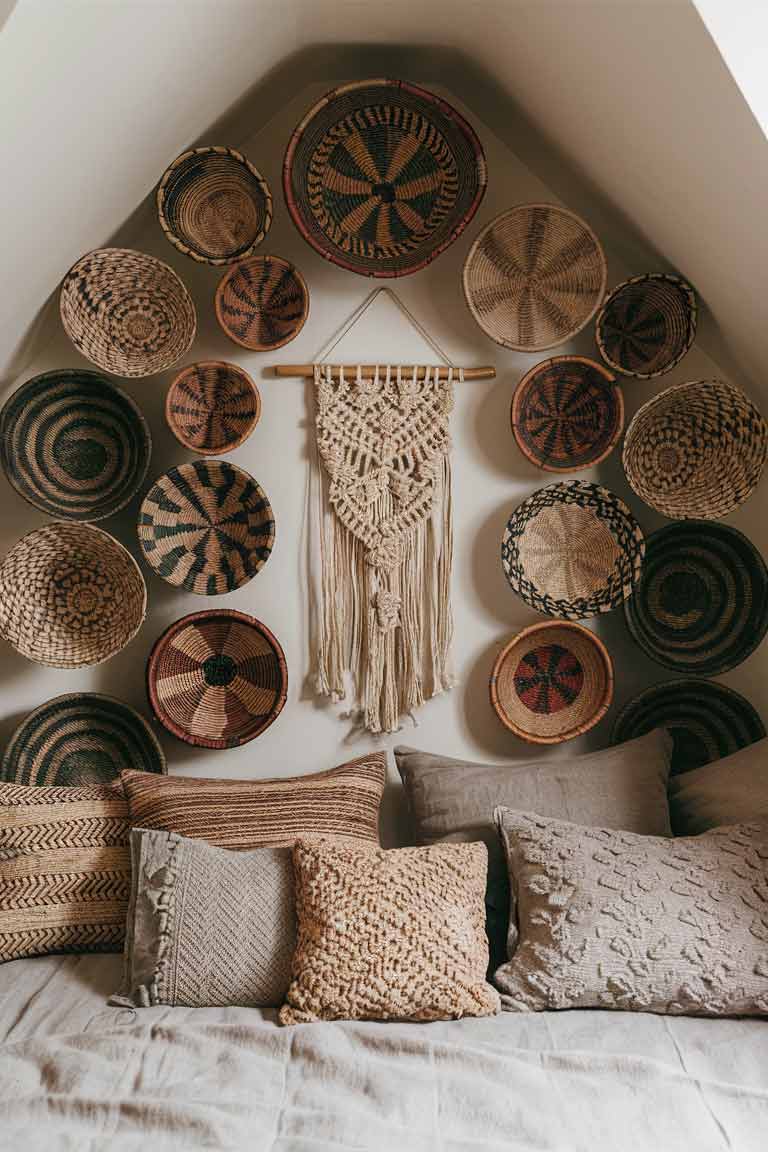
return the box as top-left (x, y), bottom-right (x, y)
top-left (0, 781), bottom-right (130, 962)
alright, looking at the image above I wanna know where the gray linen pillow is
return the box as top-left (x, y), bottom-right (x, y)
top-left (669, 738), bottom-right (768, 835)
top-left (493, 807), bottom-right (768, 1017)
top-left (116, 828), bottom-right (296, 1008)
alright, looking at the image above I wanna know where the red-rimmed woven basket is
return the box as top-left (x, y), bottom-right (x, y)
top-left (165, 361), bottom-right (261, 454)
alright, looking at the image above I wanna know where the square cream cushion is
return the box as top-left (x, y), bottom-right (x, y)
top-left (669, 738), bottom-right (768, 835)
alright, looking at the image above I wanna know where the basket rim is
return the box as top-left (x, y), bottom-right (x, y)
top-left (165, 360), bottom-right (261, 454)
top-left (146, 608), bottom-right (288, 749)
top-left (282, 77), bottom-right (487, 278)
top-left (214, 254), bottom-right (309, 351)
top-left (610, 677), bottom-right (765, 746)
top-left (489, 619), bottom-right (614, 744)
top-left (595, 271), bottom-right (697, 379)
top-left (156, 145), bottom-right (273, 266)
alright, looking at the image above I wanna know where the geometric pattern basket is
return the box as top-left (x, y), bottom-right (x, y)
top-left (596, 273), bottom-right (697, 380)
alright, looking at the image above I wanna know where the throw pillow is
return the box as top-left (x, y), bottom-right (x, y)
top-left (279, 840), bottom-right (500, 1024)
top-left (494, 807), bottom-right (768, 1016)
top-left (669, 738), bottom-right (768, 835)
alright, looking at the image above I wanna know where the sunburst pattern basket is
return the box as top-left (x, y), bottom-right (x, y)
top-left (596, 273), bottom-right (697, 379)
top-left (215, 255), bottom-right (308, 351)
top-left (166, 361), bottom-right (261, 454)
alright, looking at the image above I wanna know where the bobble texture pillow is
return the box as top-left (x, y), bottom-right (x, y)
top-left (280, 841), bottom-right (500, 1025)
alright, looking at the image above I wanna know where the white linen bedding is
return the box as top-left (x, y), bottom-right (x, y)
top-left (0, 955), bottom-right (766, 1151)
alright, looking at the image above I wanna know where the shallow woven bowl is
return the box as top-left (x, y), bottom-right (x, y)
top-left (215, 255), bottom-right (308, 351)
top-left (623, 379), bottom-right (768, 520)
top-left (596, 273), bottom-right (697, 379)
top-left (511, 356), bottom-right (623, 472)
top-left (490, 620), bottom-right (613, 744)
top-left (502, 480), bottom-right (645, 620)
top-left (157, 146), bottom-right (272, 265)
top-left (284, 78), bottom-right (486, 277)
top-left (463, 204), bottom-right (607, 351)
top-left (1, 693), bottom-right (165, 786)
top-left (138, 459), bottom-right (275, 595)
top-left (0, 369), bottom-right (151, 521)
top-left (166, 361), bottom-right (261, 454)
top-left (60, 247), bottom-right (196, 377)
top-left (147, 609), bottom-right (287, 748)
top-left (0, 522), bottom-right (146, 668)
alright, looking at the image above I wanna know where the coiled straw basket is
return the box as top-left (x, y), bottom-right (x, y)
top-left (166, 361), bottom-right (261, 454)
top-left (596, 273), bottom-right (697, 379)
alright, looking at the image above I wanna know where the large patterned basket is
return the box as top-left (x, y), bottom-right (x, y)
top-left (283, 78), bottom-right (486, 277)
top-left (490, 620), bottom-right (613, 744)
top-left (502, 481), bottom-right (645, 619)
top-left (0, 522), bottom-right (146, 668)
top-left (147, 610), bottom-right (287, 748)
top-left (215, 255), bottom-right (308, 351)
top-left (623, 379), bottom-right (768, 520)
top-left (157, 146), bottom-right (272, 265)
top-left (166, 361), bottom-right (261, 454)
top-left (60, 247), bottom-right (196, 377)
top-left (1, 693), bottom-right (165, 786)
top-left (138, 459), bottom-right (275, 595)
top-left (463, 204), bottom-right (607, 351)
top-left (596, 273), bottom-right (697, 379)
top-left (0, 369), bottom-right (151, 521)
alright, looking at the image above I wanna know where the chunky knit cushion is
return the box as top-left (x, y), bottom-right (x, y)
top-left (0, 781), bottom-right (130, 962)
top-left (279, 840), bottom-right (500, 1025)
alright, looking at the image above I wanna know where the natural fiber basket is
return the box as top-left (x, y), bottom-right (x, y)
top-left (1, 693), bottom-right (165, 786)
top-left (0, 522), bottom-right (146, 668)
top-left (284, 78), bottom-right (486, 277)
top-left (147, 609), bottom-right (287, 748)
top-left (511, 356), bottom-right (623, 472)
top-left (157, 146), bottom-right (272, 265)
top-left (596, 273), bottom-right (697, 379)
top-left (0, 369), bottom-right (151, 521)
top-left (166, 361), bottom-right (261, 454)
top-left (215, 255), bottom-right (308, 351)
top-left (60, 247), bottom-right (196, 377)
top-left (502, 480), bottom-right (645, 619)
top-left (138, 459), bottom-right (275, 595)
top-left (463, 204), bottom-right (607, 351)
top-left (622, 379), bottom-right (768, 519)
top-left (490, 620), bottom-right (613, 744)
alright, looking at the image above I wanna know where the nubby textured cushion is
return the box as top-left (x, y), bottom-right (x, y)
top-left (280, 841), bottom-right (500, 1024)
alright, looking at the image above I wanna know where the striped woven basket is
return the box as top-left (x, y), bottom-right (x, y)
top-left (215, 255), bottom-right (308, 351)
top-left (596, 273), bottom-right (697, 379)
top-left (166, 361), bottom-right (261, 454)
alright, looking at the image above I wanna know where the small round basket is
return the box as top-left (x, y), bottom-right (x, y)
top-left (490, 620), bottom-right (613, 744)
top-left (157, 146), bottom-right (272, 265)
top-left (60, 247), bottom-right (196, 377)
top-left (612, 679), bottom-right (765, 775)
top-left (0, 522), bottom-right (146, 668)
top-left (463, 204), bottom-right (607, 351)
top-left (596, 273), bottom-right (697, 379)
top-left (215, 255), bottom-right (308, 351)
top-left (147, 610), bottom-right (287, 748)
top-left (138, 459), bottom-right (275, 595)
top-left (622, 379), bottom-right (768, 520)
top-left (0, 369), bottom-right (151, 521)
top-left (502, 480), bottom-right (645, 619)
top-left (511, 356), bottom-right (623, 472)
top-left (1, 693), bottom-right (165, 786)
top-left (166, 361), bottom-right (261, 454)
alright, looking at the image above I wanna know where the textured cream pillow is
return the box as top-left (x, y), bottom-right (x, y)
top-left (280, 841), bottom-right (500, 1024)
top-left (494, 808), bottom-right (768, 1016)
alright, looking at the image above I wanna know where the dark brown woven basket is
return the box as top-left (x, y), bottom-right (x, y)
top-left (157, 146), bottom-right (272, 265)
top-left (166, 361), bottom-right (261, 454)
top-left (215, 255), bottom-right (308, 351)
top-left (596, 273), bottom-right (697, 379)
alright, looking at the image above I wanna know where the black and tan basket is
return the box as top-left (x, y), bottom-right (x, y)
top-left (215, 255), bottom-right (308, 351)
top-left (596, 273), bottom-right (697, 379)
top-left (166, 361), bottom-right (261, 454)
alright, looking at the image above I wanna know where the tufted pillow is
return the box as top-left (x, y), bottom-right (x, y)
top-left (494, 807), bottom-right (768, 1016)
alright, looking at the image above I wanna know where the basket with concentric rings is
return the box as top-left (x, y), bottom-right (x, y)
top-left (166, 361), bottom-right (261, 454)
top-left (215, 255), bottom-right (308, 351)
top-left (596, 273), bottom-right (697, 379)
top-left (157, 145), bottom-right (272, 265)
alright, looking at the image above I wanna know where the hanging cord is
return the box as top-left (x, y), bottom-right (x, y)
top-left (313, 287), bottom-right (456, 367)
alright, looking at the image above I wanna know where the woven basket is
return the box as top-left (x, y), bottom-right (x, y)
top-left (623, 379), bottom-right (768, 520)
top-left (0, 522), bottom-right (146, 668)
top-left (0, 369), bottom-right (151, 521)
top-left (147, 610), bottom-right (287, 748)
top-left (215, 255), bottom-right (308, 351)
top-left (1, 693), bottom-right (165, 786)
top-left (284, 78), bottom-right (486, 277)
top-left (157, 146), bottom-right (272, 265)
top-left (463, 204), bottom-right (607, 351)
top-left (166, 361), bottom-right (261, 454)
top-left (138, 459), bottom-right (275, 595)
top-left (60, 247), bottom-right (196, 377)
top-left (511, 356), bottom-right (623, 472)
top-left (490, 620), bottom-right (613, 744)
top-left (502, 481), bottom-right (645, 619)
top-left (596, 273), bottom-right (697, 379)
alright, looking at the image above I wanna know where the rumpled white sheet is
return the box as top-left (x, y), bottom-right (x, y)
top-left (0, 954), bottom-right (766, 1151)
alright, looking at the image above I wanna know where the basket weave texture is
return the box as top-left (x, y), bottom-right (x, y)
top-left (622, 379), bottom-right (768, 520)
top-left (596, 273), bottom-right (697, 379)
top-left (157, 146), bottom-right (272, 265)
top-left (0, 522), bottom-right (146, 668)
top-left (60, 248), bottom-right (196, 377)
top-left (215, 255), bottom-right (308, 351)
top-left (166, 361), bottom-right (261, 454)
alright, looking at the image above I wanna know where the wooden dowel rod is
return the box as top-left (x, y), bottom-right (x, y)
top-left (272, 364), bottom-right (496, 380)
